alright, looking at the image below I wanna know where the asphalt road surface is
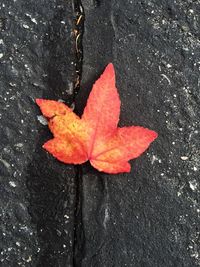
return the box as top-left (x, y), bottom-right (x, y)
top-left (0, 0), bottom-right (200, 266)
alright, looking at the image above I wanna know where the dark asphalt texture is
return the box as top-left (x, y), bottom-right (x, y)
top-left (0, 0), bottom-right (200, 267)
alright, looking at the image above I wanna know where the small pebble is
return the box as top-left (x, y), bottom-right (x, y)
top-left (37, 115), bottom-right (48, 125)
top-left (16, 242), bottom-right (20, 247)
top-left (9, 181), bottom-right (17, 187)
top-left (181, 156), bottom-right (188, 161)
top-left (23, 24), bottom-right (29, 29)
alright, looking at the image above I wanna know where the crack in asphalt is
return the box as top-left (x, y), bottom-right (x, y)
top-left (72, 1), bottom-right (85, 266)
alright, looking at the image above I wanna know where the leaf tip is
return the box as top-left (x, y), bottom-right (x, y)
top-left (151, 130), bottom-right (158, 141)
top-left (42, 142), bottom-right (48, 149)
top-left (36, 99), bottom-right (71, 118)
top-left (35, 98), bottom-right (43, 106)
top-left (105, 62), bottom-right (115, 76)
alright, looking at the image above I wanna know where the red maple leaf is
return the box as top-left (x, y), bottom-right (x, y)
top-left (36, 63), bottom-right (158, 174)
